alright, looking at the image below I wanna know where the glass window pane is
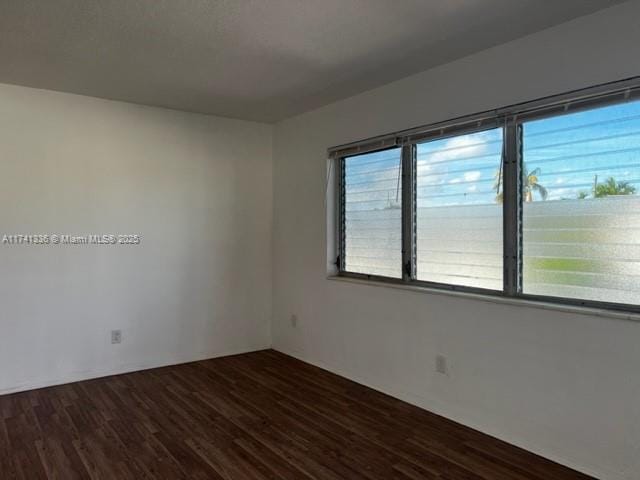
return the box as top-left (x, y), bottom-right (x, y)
top-left (416, 128), bottom-right (503, 290)
top-left (344, 148), bottom-right (402, 278)
top-left (522, 100), bottom-right (640, 305)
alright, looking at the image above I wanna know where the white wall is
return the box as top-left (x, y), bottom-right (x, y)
top-left (272, 3), bottom-right (640, 480)
top-left (0, 84), bottom-right (273, 394)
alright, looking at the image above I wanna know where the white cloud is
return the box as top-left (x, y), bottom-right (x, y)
top-left (547, 187), bottom-right (572, 200)
top-left (417, 163), bottom-right (432, 173)
top-left (445, 170), bottom-right (482, 185)
top-left (428, 134), bottom-right (489, 164)
top-left (464, 171), bottom-right (482, 182)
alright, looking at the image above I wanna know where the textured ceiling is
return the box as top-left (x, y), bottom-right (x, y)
top-left (0, 0), bottom-right (625, 122)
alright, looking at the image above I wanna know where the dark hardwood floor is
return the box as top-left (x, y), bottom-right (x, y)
top-left (0, 349), bottom-right (593, 479)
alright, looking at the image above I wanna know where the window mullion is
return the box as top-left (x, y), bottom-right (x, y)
top-left (401, 144), bottom-right (416, 282)
top-left (337, 157), bottom-right (346, 272)
top-left (503, 119), bottom-right (522, 296)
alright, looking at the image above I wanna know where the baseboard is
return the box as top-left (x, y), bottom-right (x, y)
top-left (0, 343), bottom-right (271, 396)
top-left (273, 345), bottom-right (619, 480)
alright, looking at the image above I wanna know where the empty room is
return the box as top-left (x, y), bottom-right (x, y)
top-left (1, 1), bottom-right (639, 479)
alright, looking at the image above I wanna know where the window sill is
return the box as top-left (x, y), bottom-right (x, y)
top-left (327, 275), bottom-right (640, 323)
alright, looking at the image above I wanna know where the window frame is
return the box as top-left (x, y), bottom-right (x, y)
top-left (339, 146), bottom-right (405, 279)
top-left (331, 76), bottom-right (640, 314)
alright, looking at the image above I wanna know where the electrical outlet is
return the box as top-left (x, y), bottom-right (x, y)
top-left (435, 354), bottom-right (447, 375)
top-left (111, 330), bottom-right (122, 344)
top-left (290, 314), bottom-right (298, 328)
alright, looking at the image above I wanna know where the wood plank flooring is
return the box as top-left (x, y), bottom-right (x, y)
top-left (0, 349), bottom-right (594, 479)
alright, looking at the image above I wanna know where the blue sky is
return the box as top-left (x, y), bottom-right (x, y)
top-left (345, 99), bottom-right (640, 209)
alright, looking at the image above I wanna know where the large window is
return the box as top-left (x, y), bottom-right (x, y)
top-left (334, 78), bottom-right (640, 312)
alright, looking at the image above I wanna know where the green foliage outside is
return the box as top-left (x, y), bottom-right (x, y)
top-left (578, 176), bottom-right (637, 199)
top-left (493, 168), bottom-right (637, 290)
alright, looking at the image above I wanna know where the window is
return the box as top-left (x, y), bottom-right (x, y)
top-left (416, 129), bottom-right (503, 290)
top-left (333, 77), bottom-right (640, 312)
top-left (343, 148), bottom-right (403, 278)
top-left (522, 101), bottom-right (640, 305)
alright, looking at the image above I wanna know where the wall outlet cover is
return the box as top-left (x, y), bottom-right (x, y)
top-left (436, 354), bottom-right (447, 375)
top-left (111, 330), bottom-right (122, 344)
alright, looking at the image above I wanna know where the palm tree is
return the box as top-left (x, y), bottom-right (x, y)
top-left (494, 163), bottom-right (548, 203)
top-left (523, 165), bottom-right (548, 202)
top-left (493, 168), bottom-right (503, 203)
top-left (594, 176), bottom-right (637, 197)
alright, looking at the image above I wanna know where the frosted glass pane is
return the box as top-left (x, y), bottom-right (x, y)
top-left (522, 100), bottom-right (640, 305)
top-left (416, 129), bottom-right (503, 290)
top-left (344, 148), bottom-right (402, 278)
